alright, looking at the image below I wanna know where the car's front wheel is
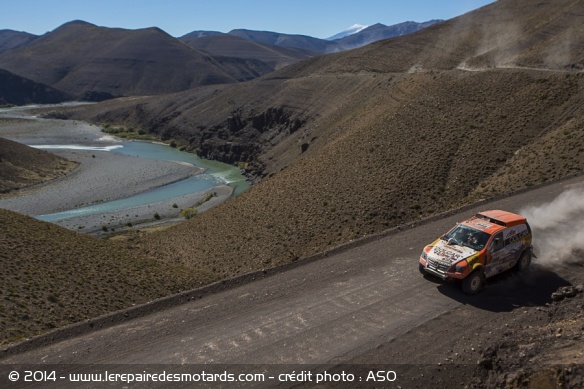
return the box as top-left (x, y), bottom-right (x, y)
top-left (515, 251), bottom-right (531, 272)
top-left (462, 270), bottom-right (484, 294)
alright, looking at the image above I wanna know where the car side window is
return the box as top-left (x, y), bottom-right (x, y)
top-left (490, 232), bottom-right (504, 252)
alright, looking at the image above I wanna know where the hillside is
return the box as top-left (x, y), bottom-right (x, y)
top-left (0, 68), bottom-right (72, 106)
top-left (180, 34), bottom-right (315, 69)
top-left (0, 137), bottom-right (78, 193)
top-left (61, 0), bottom-right (584, 177)
top-left (0, 29), bottom-right (37, 53)
top-left (0, 21), bottom-right (272, 98)
top-left (0, 208), bottom-right (214, 345)
top-left (56, 0), bottom-right (584, 273)
top-left (133, 69), bottom-right (582, 275)
top-left (35, 0), bottom-right (579, 280)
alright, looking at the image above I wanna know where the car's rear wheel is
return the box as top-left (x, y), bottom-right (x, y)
top-left (462, 270), bottom-right (484, 294)
top-left (515, 251), bottom-right (531, 272)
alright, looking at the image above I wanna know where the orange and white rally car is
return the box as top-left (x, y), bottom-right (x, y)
top-left (419, 210), bottom-right (534, 294)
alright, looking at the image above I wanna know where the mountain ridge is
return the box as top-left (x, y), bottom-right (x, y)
top-left (326, 24), bottom-right (369, 40)
top-left (0, 29), bottom-right (37, 53)
top-left (0, 21), bottom-right (272, 98)
top-left (0, 19), bottom-right (441, 101)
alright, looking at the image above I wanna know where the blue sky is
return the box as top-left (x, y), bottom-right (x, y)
top-left (2, 0), bottom-right (495, 39)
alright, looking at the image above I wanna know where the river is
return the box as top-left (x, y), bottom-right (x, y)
top-left (0, 104), bottom-right (250, 234)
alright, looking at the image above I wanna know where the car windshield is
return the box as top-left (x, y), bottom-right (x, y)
top-left (443, 224), bottom-right (490, 251)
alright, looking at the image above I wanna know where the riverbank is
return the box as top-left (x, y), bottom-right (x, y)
top-left (0, 149), bottom-right (202, 215)
top-left (0, 106), bottom-right (244, 233)
top-left (55, 184), bottom-right (233, 236)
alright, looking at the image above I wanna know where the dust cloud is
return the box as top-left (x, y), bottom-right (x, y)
top-left (520, 187), bottom-right (584, 267)
top-left (544, 27), bottom-right (576, 69)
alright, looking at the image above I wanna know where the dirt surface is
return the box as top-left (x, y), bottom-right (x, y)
top-left (1, 176), bottom-right (583, 388)
top-left (0, 149), bottom-right (200, 215)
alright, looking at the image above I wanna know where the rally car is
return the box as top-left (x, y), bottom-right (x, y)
top-left (418, 210), bottom-right (534, 294)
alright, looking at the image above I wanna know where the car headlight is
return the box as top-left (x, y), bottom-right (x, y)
top-left (451, 261), bottom-right (468, 273)
top-left (421, 252), bottom-right (428, 260)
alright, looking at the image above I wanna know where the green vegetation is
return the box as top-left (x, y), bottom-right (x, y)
top-left (180, 207), bottom-right (197, 219)
top-left (101, 123), bottom-right (158, 141)
top-left (101, 124), bottom-right (184, 150)
top-left (195, 192), bottom-right (217, 207)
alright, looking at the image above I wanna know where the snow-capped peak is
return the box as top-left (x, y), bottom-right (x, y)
top-left (326, 24), bottom-right (369, 41)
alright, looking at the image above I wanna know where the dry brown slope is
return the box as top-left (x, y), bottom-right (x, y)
top-left (140, 69), bottom-right (584, 277)
top-left (0, 209), bottom-right (215, 345)
top-left (0, 137), bottom-right (78, 194)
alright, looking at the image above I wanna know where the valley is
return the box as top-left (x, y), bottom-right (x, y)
top-left (1, 0), bottom-right (584, 387)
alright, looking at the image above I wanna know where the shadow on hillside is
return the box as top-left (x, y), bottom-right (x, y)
top-left (435, 265), bottom-right (572, 312)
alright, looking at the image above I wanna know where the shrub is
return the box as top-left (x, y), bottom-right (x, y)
top-left (153, 213), bottom-right (161, 220)
top-left (180, 208), bottom-right (197, 220)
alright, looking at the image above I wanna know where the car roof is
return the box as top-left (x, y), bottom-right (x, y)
top-left (460, 210), bottom-right (527, 234)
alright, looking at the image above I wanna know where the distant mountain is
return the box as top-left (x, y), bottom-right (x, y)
top-left (326, 24), bottom-right (369, 40)
top-left (220, 21), bottom-right (441, 55)
top-left (334, 20), bottom-right (443, 50)
top-left (0, 19), bottom-right (440, 100)
top-left (0, 68), bottom-right (72, 106)
top-left (180, 34), bottom-right (315, 70)
top-left (228, 29), bottom-right (340, 54)
top-left (181, 30), bottom-right (225, 39)
top-left (0, 29), bottom-right (37, 53)
top-left (0, 21), bottom-right (272, 98)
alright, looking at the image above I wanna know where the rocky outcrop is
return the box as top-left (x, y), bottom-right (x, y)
top-left (196, 107), bottom-right (304, 176)
top-left (142, 107), bottom-right (306, 178)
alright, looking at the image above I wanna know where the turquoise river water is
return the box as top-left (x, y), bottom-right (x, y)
top-left (36, 141), bottom-right (250, 222)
